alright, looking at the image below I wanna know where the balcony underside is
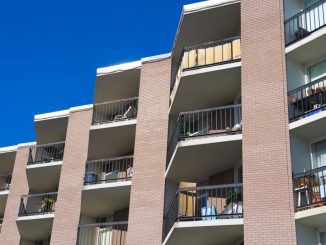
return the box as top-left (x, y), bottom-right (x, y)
top-left (88, 120), bottom-right (136, 160)
top-left (0, 150), bottom-right (16, 173)
top-left (166, 134), bottom-right (242, 183)
top-left (170, 62), bottom-right (241, 117)
top-left (290, 110), bottom-right (326, 140)
top-left (35, 116), bottom-right (68, 145)
top-left (81, 181), bottom-right (131, 218)
top-left (16, 214), bottom-right (54, 241)
top-left (295, 206), bottom-right (326, 228)
top-left (163, 219), bottom-right (243, 245)
top-left (286, 27), bottom-right (326, 64)
top-left (26, 161), bottom-right (62, 193)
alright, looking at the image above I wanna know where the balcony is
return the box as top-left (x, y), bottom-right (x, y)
top-left (81, 156), bottom-right (132, 218)
top-left (288, 75), bottom-right (326, 126)
top-left (163, 184), bottom-right (243, 245)
top-left (27, 142), bottom-right (64, 193)
top-left (285, 0), bottom-right (326, 46)
top-left (293, 165), bottom-right (326, 228)
top-left (17, 192), bottom-right (57, 241)
top-left (166, 104), bottom-right (242, 182)
top-left (0, 174), bottom-right (11, 218)
top-left (92, 97), bottom-right (138, 125)
top-left (170, 37), bottom-right (241, 116)
top-left (77, 221), bottom-right (127, 245)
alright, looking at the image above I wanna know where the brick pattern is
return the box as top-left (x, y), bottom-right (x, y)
top-left (241, 0), bottom-right (296, 244)
top-left (0, 147), bottom-right (30, 245)
top-left (127, 57), bottom-right (171, 245)
top-left (50, 108), bottom-right (93, 245)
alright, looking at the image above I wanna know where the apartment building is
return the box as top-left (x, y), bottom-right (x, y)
top-left (0, 0), bottom-right (325, 244)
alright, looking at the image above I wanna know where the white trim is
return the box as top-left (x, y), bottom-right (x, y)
top-left (17, 142), bottom-right (36, 148)
top-left (0, 190), bottom-right (9, 196)
top-left (90, 119), bottom-right (137, 131)
top-left (82, 180), bottom-right (131, 191)
top-left (289, 110), bottom-right (326, 130)
top-left (96, 61), bottom-right (141, 76)
top-left (16, 213), bottom-right (54, 221)
top-left (0, 145), bottom-right (18, 154)
top-left (141, 53), bottom-right (171, 63)
top-left (285, 26), bottom-right (326, 54)
top-left (34, 109), bottom-right (69, 122)
top-left (70, 104), bottom-right (93, 113)
top-left (26, 161), bottom-right (63, 170)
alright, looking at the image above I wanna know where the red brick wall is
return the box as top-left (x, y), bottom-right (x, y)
top-left (0, 146), bottom-right (30, 245)
top-left (127, 57), bottom-right (171, 245)
top-left (241, 0), bottom-right (296, 244)
top-left (50, 108), bottom-right (93, 245)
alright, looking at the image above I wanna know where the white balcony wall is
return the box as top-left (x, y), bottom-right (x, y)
top-left (296, 222), bottom-right (318, 245)
top-left (287, 58), bottom-right (306, 91)
top-left (290, 134), bottom-right (312, 174)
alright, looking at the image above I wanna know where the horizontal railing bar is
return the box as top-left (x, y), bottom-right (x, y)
top-left (178, 183), bottom-right (243, 192)
top-left (78, 221), bottom-right (128, 228)
top-left (94, 97), bottom-right (139, 106)
top-left (0, 173), bottom-right (12, 177)
top-left (184, 35), bottom-right (241, 51)
top-left (86, 155), bottom-right (134, 164)
top-left (288, 75), bottom-right (326, 94)
top-left (180, 104), bottom-right (241, 116)
top-left (29, 141), bottom-right (65, 148)
top-left (21, 192), bottom-right (58, 198)
top-left (293, 165), bottom-right (326, 178)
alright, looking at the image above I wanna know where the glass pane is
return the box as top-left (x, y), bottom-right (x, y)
top-left (312, 139), bottom-right (326, 168)
top-left (309, 59), bottom-right (326, 82)
top-left (321, 231), bottom-right (326, 245)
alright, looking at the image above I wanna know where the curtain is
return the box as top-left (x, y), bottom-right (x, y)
top-left (312, 139), bottom-right (326, 198)
top-left (309, 59), bottom-right (326, 82)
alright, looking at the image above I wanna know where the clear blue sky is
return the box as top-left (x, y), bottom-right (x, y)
top-left (0, 0), bottom-right (198, 147)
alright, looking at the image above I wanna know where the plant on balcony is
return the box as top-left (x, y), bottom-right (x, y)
top-left (226, 189), bottom-right (242, 206)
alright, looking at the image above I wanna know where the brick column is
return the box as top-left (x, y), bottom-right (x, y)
top-left (50, 106), bottom-right (93, 245)
top-left (0, 146), bottom-right (30, 245)
top-left (127, 55), bottom-right (171, 245)
top-left (241, 1), bottom-right (296, 244)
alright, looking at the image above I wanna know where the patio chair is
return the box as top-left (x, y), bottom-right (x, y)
top-left (114, 106), bottom-right (136, 121)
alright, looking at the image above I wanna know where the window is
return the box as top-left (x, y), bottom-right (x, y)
top-left (312, 139), bottom-right (326, 169)
top-left (309, 59), bottom-right (326, 82)
top-left (321, 231), bottom-right (326, 245)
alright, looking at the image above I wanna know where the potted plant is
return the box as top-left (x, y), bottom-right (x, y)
top-left (226, 189), bottom-right (242, 206)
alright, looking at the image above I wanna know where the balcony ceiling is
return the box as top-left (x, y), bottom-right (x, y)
top-left (166, 134), bottom-right (242, 183)
top-left (286, 28), bottom-right (326, 64)
top-left (164, 219), bottom-right (243, 245)
top-left (34, 116), bottom-right (68, 145)
top-left (290, 110), bottom-right (326, 141)
top-left (0, 151), bottom-right (16, 174)
top-left (94, 68), bottom-right (140, 104)
top-left (81, 182), bottom-right (131, 218)
top-left (88, 121), bottom-right (136, 160)
top-left (26, 162), bottom-right (62, 193)
top-left (169, 62), bottom-right (241, 117)
top-left (172, 0), bottom-right (240, 75)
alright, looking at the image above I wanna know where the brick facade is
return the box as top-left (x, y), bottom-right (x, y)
top-left (50, 108), bottom-right (93, 245)
top-left (0, 146), bottom-right (30, 245)
top-left (241, 0), bottom-right (296, 244)
top-left (127, 56), bottom-right (171, 245)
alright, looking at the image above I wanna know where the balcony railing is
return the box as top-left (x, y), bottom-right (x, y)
top-left (92, 97), bottom-right (138, 125)
top-left (288, 75), bottom-right (326, 121)
top-left (28, 142), bottom-right (65, 165)
top-left (77, 221), bottom-right (127, 245)
top-left (0, 173), bottom-right (11, 191)
top-left (293, 165), bottom-right (326, 211)
top-left (285, 0), bottom-right (326, 45)
top-left (0, 218), bottom-right (3, 233)
top-left (84, 156), bottom-right (133, 185)
top-left (19, 192), bottom-right (57, 216)
top-left (171, 36), bottom-right (241, 101)
top-left (167, 104), bottom-right (242, 166)
top-left (163, 184), bottom-right (243, 239)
